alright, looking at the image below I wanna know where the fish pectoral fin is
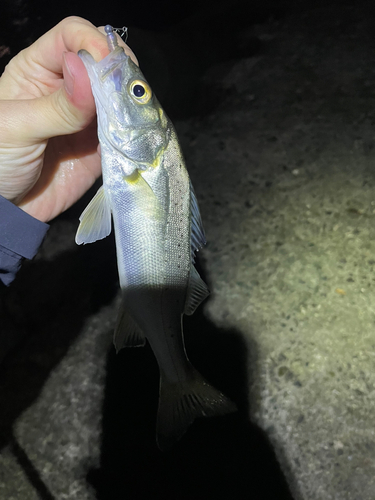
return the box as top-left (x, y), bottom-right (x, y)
top-left (156, 365), bottom-right (237, 451)
top-left (75, 185), bottom-right (112, 245)
top-left (184, 266), bottom-right (210, 316)
top-left (114, 306), bottom-right (146, 351)
top-left (124, 170), bottom-right (163, 221)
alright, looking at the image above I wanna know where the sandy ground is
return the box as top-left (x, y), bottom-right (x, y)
top-left (1, 1), bottom-right (375, 498)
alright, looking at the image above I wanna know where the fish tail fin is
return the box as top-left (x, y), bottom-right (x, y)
top-left (156, 366), bottom-right (236, 450)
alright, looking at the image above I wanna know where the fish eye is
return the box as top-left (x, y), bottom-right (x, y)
top-left (129, 79), bottom-right (152, 104)
top-left (133, 85), bottom-right (145, 97)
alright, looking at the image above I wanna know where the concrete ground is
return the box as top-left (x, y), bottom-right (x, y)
top-left (1, 1), bottom-right (375, 498)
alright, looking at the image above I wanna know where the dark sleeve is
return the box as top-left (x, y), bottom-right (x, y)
top-left (0, 196), bottom-right (49, 286)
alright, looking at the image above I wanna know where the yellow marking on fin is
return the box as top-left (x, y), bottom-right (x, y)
top-left (124, 170), bottom-right (142, 184)
top-left (150, 147), bottom-right (165, 168)
top-left (123, 170), bottom-right (164, 221)
top-left (123, 146), bottom-right (165, 179)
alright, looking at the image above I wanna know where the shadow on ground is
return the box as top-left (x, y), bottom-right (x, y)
top-left (0, 229), bottom-right (118, 447)
top-left (0, 234), bottom-right (295, 500)
top-left (87, 305), bottom-right (294, 500)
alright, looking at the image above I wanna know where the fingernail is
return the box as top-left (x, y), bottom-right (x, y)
top-left (62, 51), bottom-right (75, 96)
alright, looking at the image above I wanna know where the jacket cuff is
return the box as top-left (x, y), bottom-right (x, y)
top-left (0, 196), bottom-right (49, 259)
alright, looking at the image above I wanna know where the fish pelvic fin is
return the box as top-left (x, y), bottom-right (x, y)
top-left (156, 365), bottom-right (237, 451)
top-left (114, 305), bottom-right (146, 350)
top-left (75, 185), bottom-right (112, 245)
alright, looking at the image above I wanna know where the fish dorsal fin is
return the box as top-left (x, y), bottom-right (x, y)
top-left (75, 185), bottom-right (112, 245)
top-left (184, 265), bottom-right (210, 316)
top-left (190, 180), bottom-right (206, 262)
top-left (114, 304), bottom-right (146, 351)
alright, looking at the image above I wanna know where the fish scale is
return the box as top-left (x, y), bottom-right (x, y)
top-left (75, 24), bottom-right (236, 449)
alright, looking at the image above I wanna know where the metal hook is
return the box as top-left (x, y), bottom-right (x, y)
top-left (113, 26), bottom-right (128, 44)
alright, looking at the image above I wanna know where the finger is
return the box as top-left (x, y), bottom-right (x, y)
top-left (31, 51), bottom-right (96, 140)
top-left (0, 52), bottom-right (96, 144)
top-left (31, 16), bottom-right (137, 71)
top-left (0, 16), bottom-right (138, 99)
top-left (62, 51), bottom-right (96, 112)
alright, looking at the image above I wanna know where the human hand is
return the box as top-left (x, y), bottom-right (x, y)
top-left (0, 16), bottom-right (137, 222)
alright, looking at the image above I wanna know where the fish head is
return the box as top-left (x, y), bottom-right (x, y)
top-left (79, 47), bottom-right (170, 168)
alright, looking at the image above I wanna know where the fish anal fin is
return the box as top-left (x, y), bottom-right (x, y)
top-left (184, 266), bottom-right (210, 316)
top-left (114, 306), bottom-right (146, 351)
top-left (75, 185), bottom-right (112, 245)
top-left (156, 365), bottom-right (237, 451)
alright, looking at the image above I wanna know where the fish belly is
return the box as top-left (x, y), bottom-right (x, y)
top-left (108, 144), bottom-right (192, 377)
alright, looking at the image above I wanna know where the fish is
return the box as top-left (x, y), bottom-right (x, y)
top-left (75, 25), bottom-right (236, 449)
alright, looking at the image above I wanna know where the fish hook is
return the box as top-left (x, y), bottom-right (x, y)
top-left (113, 26), bottom-right (129, 44)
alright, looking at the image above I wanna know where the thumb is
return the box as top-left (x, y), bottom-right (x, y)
top-left (16, 51), bottom-right (96, 143)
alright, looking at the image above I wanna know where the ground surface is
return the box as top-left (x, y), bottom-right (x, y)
top-left (1, 1), bottom-right (375, 499)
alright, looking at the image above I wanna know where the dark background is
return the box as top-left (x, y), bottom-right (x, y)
top-left (0, 0), bottom-right (287, 118)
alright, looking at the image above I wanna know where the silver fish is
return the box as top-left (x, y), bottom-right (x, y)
top-left (75, 25), bottom-right (236, 449)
